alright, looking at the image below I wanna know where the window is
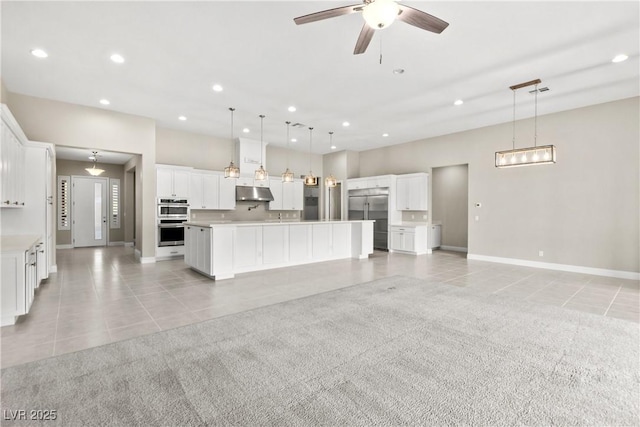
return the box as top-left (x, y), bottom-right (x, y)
top-left (57, 175), bottom-right (70, 230)
top-left (110, 178), bottom-right (120, 229)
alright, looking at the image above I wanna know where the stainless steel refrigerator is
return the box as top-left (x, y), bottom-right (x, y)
top-left (348, 188), bottom-right (389, 250)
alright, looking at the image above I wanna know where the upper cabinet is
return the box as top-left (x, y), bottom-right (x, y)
top-left (190, 170), bottom-right (236, 210)
top-left (346, 175), bottom-right (394, 191)
top-left (156, 166), bottom-right (190, 198)
top-left (396, 173), bottom-right (428, 211)
top-left (1, 105), bottom-right (27, 208)
top-left (269, 178), bottom-right (303, 211)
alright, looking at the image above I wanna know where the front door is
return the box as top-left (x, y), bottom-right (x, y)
top-left (72, 176), bottom-right (108, 247)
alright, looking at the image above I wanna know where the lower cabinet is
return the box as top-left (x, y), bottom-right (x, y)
top-left (1, 236), bottom-right (41, 326)
top-left (389, 225), bottom-right (429, 255)
top-left (184, 225), bottom-right (233, 279)
top-left (429, 224), bottom-right (442, 249)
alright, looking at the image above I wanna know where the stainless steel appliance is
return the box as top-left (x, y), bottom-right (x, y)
top-left (157, 198), bottom-right (189, 218)
top-left (303, 185), bottom-right (320, 221)
top-left (348, 188), bottom-right (389, 250)
top-left (157, 219), bottom-right (186, 246)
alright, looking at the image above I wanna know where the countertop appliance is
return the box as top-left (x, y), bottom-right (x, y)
top-left (348, 188), bottom-right (389, 250)
top-left (158, 198), bottom-right (189, 218)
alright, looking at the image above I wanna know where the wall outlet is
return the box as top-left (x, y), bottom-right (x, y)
top-left (539, 250), bottom-right (544, 257)
top-left (475, 215), bottom-right (479, 221)
top-left (285, 213), bottom-right (289, 218)
top-left (411, 214), bottom-right (415, 219)
top-left (423, 215), bottom-right (427, 219)
top-left (269, 213), bottom-right (272, 218)
top-left (192, 213), bottom-right (197, 219)
top-left (220, 213), bottom-right (224, 218)
top-left (293, 213), bottom-right (297, 218)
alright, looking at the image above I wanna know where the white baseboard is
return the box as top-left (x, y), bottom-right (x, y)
top-left (124, 242), bottom-right (134, 247)
top-left (49, 265), bottom-right (57, 273)
top-left (440, 245), bottom-right (468, 253)
top-left (108, 241), bottom-right (125, 246)
top-left (467, 253), bottom-right (640, 280)
top-left (56, 244), bottom-right (73, 249)
top-left (134, 249), bottom-right (156, 264)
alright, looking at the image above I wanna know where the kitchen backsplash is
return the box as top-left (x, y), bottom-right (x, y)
top-left (190, 201), bottom-right (301, 222)
top-left (401, 210), bottom-right (429, 223)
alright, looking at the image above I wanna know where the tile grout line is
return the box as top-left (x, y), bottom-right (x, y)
top-left (561, 284), bottom-right (588, 307)
top-left (115, 268), bottom-right (163, 334)
top-left (603, 285), bottom-right (623, 317)
top-left (51, 270), bottom-right (64, 357)
top-left (88, 264), bottom-right (114, 343)
top-left (492, 273), bottom-right (537, 294)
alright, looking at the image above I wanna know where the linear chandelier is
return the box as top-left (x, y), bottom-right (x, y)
top-left (495, 79), bottom-right (556, 168)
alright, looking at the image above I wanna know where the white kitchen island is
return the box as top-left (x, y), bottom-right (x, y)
top-left (183, 220), bottom-right (374, 280)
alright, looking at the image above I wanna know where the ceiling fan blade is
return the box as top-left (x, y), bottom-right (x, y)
top-left (354, 23), bottom-right (375, 55)
top-left (397, 5), bottom-right (449, 34)
top-left (294, 4), bottom-right (363, 25)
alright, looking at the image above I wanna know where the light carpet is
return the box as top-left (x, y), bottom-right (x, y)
top-left (1, 276), bottom-right (638, 426)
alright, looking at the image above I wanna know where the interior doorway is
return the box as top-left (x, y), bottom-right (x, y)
top-left (71, 176), bottom-right (108, 247)
top-left (432, 164), bottom-right (469, 253)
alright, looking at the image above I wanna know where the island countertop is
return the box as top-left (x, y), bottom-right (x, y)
top-left (183, 220), bottom-right (375, 228)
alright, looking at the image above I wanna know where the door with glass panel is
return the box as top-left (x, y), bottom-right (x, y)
top-left (72, 176), bottom-right (108, 247)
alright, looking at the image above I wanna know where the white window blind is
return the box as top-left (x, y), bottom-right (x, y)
top-left (57, 175), bottom-right (70, 230)
top-left (110, 178), bottom-right (120, 229)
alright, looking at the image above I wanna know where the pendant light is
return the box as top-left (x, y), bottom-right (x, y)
top-left (85, 151), bottom-right (105, 176)
top-left (282, 121), bottom-right (294, 183)
top-left (254, 114), bottom-right (268, 180)
top-left (304, 127), bottom-right (317, 186)
top-left (224, 107), bottom-right (240, 178)
top-left (325, 131), bottom-right (337, 188)
top-left (495, 79), bottom-right (556, 168)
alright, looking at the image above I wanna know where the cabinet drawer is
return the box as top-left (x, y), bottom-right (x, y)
top-left (389, 225), bottom-right (416, 233)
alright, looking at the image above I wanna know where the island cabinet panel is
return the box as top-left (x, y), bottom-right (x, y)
top-left (289, 224), bottom-right (311, 262)
top-left (184, 220), bottom-right (374, 280)
top-left (332, 223), bottom-right (351, 258)
top-left (312, 224), bottom-right (332, 259)
top-left (263, 225), bottom-right (288, 265)
top-left (234, 226), bottom-right (261, 269)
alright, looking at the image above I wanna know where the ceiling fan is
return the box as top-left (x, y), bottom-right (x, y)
top-left (293, 0), bottom-right (449, 55)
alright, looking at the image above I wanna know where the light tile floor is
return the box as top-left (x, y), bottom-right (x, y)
top-left (1, 247), bottom-right (638, 368)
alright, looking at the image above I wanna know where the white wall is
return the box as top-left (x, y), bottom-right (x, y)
top-left (359, 97), bottom-right (639, 274)
top-left (432, 165), bottom-right (469, 249)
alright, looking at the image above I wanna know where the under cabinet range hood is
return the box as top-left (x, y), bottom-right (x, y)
top-left (236, 186), bottom-right (274, 202)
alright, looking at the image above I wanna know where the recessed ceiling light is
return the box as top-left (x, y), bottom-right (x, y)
top-left (331, 145), bottom-right (337, 150)
top-left (242, 128), bottom-right (250, 133)
top-left (454, 99), bottom-right (464, 106)
top-left (178, 116), bottom-right (187, 121)
top-left (212, 84), bottom-right (223, 92)
top-left (291, 138), bottom-right (297, 142)
top-left (99, 99), bottom-right (110, 105)
top-left (288, 106), bottom-right (297, 112)
top-left (393, 68), bottom-right (405, 74)
top-left (612, 54), bottom-right (628, 63)
top-left (382, 133), bottom-right (389, 137)
top-left (342, 121), bottom-right (350, 127)
top-left (110, 53), bottom-right (125, 64)
top-left (30, 49), bottom-right (48, 58)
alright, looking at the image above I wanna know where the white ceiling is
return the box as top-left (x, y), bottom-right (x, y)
top-left (55, 146), bottom-right (133, 165)
top-left (2, 1), bottom-right (638, 154)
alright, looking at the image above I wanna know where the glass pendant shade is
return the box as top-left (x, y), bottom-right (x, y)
top-left (255, 114), bottom-right (268, 181)
top-left (224, 162), bottom-right (240, 178)
top-left (304, 173), bottom-right (317, 186)
top-left (363, 0), bottom-right (400, 29)
top-left (325, 174), bottom-right (337, 188)
top-left (225, 107), bottom-right (239, 178)
top-left (495, 145), bottom-right (556, 168)
top-left (85, 151), bottom-right (105, 176)
top-left (85, 164), bottom-right (105, 176)
top-left (282, 168), bottom-right (294, 183)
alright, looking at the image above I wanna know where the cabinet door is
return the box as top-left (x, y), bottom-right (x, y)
top-left (407, 176), bottom-right (427, 210)
top-left (236, 176), bottom-right (253, 187)
top-left (404, 232), bottom-right (416, 252)
top-left (292, 181), bottom-right (304, 211)
top-left (172, 170), bottom-right (190, 198)
top-left (218, 177), bottom-right (236, 210)
top-left (157, 169), bottom-right (174, 197)
top-left (263, 225), bottom-right (288, 264)
top-left (234, 226), bottom-right (261, 269)
top-left (202, 174), bottom-right (220, 209)
top-left (389, 231), bottom-right (403, 251)
top-left (184, 226), bottom-right (194, 266)
top-left (312, 224), bottom-right (332, 259)
top-left (269, 179), bottom-right (283, 210)
top-left (254, 179), bottom-right (269, 188)
top-left (190, 174), bottom-right (204, 209)
top-left (289, 225), bottom-right (310, 262)
top-left (396, 178), bottom-right (409, 210)
top-left (331, 223), bottom-right (350, 258)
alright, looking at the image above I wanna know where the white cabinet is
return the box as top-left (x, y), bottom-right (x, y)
top-left (1, 105), bottom-right (26, 208)
top-left (289, 224), bottom-right (311, 262)
top-left (236, 176), bottom-right (270, 188)
top-left (270, 179), bottom-right (303, 211)
top-left (1, 236), bottom-right (41, 326)
top-left (263, 225), bottom-right (288, 265)
top-left (429, 224), bottom-right (442, 249)
top-left (346, 175), bottom-right (393, 191)
top-left (234, 226), bottom-right (261, 269)
top-left (396, 173), bottom-right (428, 211)
top-left (190, 170), bottom-right (236, 211)
top-left (389, 225), bottom-right (428, 255)
top-left (185, 225), bottom-right (212, 274)
top-left (218, 177), bottom-right (236, 210)
top-left (156, 166), bottom-right (190, 198)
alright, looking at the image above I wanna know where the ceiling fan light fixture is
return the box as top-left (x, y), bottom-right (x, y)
top-left (363, 0), bottom-right (400, 29)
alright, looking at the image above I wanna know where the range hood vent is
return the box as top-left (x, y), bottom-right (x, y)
top-left (236, 186), bottom-right (274, 202)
